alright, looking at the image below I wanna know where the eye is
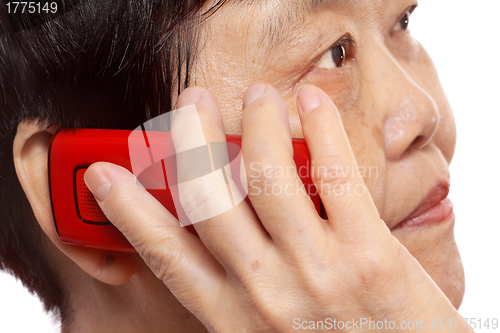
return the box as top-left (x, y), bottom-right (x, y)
top-left (393, 6), bottom-right (416, 32)
top-left (394, 12), bottom-right (410, 31)
top-left (315, 44), bottom-right (345, 70)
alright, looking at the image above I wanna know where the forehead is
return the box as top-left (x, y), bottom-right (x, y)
top-left (237, 0), bottom-right (358, 12)
top-left (228, 0), bottom-right (378, 46)
top-left (203, 0), bottom-right (392, 72)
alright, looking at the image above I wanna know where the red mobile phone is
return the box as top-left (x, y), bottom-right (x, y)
top-left (48, 129), bottom-right (319, 252)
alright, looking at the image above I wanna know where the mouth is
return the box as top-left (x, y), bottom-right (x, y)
top-left (392, 181), bottom-right (454, 230)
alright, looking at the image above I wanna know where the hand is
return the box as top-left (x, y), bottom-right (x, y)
top-left (84, 84), bottom-right (472, 332)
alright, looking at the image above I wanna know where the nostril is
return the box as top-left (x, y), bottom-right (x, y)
top-left (410, 134), bottom-right (431, 150)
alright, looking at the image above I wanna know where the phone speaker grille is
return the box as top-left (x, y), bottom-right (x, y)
top-left (75, 168), bottom-right (108, 223)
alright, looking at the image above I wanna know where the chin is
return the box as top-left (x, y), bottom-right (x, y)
top-left (391, 215), bottom-right (465, 309)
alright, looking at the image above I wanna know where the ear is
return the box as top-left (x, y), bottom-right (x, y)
top-left (13, 120), bottom-right (138, 285)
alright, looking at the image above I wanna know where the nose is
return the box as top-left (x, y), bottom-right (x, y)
top-left (383, 84), bottom-right (440, 160)
top-left (371, 52), bottom-right (441, 161)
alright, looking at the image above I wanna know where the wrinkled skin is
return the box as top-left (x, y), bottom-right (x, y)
top-left (14, 0), bottom-right (467, 332)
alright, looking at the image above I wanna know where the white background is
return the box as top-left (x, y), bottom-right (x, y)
top-left (1, 0), bottom-right (499, 332)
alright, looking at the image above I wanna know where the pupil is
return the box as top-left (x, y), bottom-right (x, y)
top-left (332, 44), bottom-right (345, 68)
top-left (400, 13), bottom-right (409, 30)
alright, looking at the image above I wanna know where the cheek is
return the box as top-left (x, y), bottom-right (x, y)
top-left (340, 105), bottom-right (387, 213)
top-left (283, 85), bottom-right (388, 213)
top-left (301, 80), bottom-right (388, 212)
top-left (421, 63), bottom-right (456, 164)
top-left (434, 104), bottom-right (456, 164)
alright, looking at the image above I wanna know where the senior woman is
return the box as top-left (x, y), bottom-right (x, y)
top-left (1, 0), bottom-right (471, 331)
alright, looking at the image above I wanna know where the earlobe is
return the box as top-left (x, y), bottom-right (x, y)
top-left (13, 120), bottom-right (138, 285)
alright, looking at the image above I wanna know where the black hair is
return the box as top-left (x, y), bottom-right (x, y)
top-left (0, 0), bottom-right (227, 326)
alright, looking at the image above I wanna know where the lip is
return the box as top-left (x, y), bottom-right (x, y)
top-left (393, 182), bottom-right (453, 229)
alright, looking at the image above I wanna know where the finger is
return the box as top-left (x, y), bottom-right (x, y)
top-left (241, 84), bottom-right (323, 247)
top-left (297, 85), bottom-right (385, 235)
top-left (172, 86), bottom-right (272, 272)
top-left (84, 162), bottom-right (224, 308)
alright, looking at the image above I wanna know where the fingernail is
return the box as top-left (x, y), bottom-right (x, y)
top-left (243, 83), bottom-right (267, 107)
top-left (84, 165), bottom-right (111, 201)
top-left (298, 86), bottom-right (321, 113)
top-left (178, 87), bottom-right (204, 108)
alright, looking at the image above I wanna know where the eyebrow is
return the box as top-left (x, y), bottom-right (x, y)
top-left (303, 0), bottom-right (341, 11)
top-left (253, 0), bottom-right (353, 55)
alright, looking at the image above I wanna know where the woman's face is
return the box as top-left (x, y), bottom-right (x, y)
top-left (192, 0), bottom-right (464, 307)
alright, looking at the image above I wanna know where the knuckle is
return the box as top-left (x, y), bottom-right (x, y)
top-left (139, 234), bottom-right (182, 284)
top-left (246, 155), bottom-right (290, 198)
top-left (359, 257), bottom-right (392, 288)
top-left (178, 176), bottom-right (232, 221)
top-left (311, 154), bottom-right (352, 193)
top-left (354, 243), bottom-right (401, 292)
